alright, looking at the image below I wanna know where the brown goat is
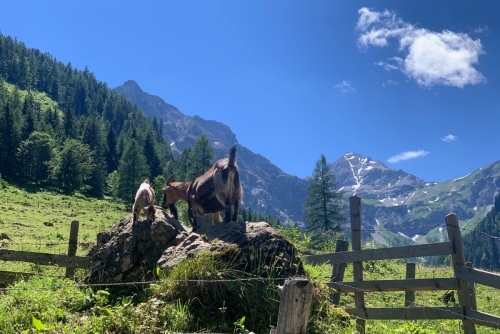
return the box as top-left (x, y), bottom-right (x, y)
top-left (132, 178), bottom-right (156, 225)
top-left (162, 174), bottom-right (222, 223)
top-left (187, 145), bottom-right (242, 231)
top-left (161, 174), bottom-right (190, 220)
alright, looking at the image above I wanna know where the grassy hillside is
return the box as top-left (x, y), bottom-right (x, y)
top-left (1, 181), bottom-right (500, 333)
top-left (0, 180), bottom-right (128, 274)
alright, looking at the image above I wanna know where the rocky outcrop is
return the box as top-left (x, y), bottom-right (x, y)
top-left (85, 209), bottom-right (304, 285)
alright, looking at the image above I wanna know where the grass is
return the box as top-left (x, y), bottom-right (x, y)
top-left (0, 182), bottom-right (129, 275)
top-left (1, 180), bottom-right (500, 333)
top-left (303, 258), bottom-right (500, 333)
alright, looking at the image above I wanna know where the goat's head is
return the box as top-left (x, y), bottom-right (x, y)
top-left (162, 173), bottom-right (191, 220)
top-left (162, 173), bottom-right (176, 209)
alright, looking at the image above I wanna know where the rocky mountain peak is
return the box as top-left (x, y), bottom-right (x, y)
top-left (332, 152), bottom-right (426, 201)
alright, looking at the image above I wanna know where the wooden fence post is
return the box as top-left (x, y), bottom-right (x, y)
top-left (65, 220), bottom-right (79, 279)
top-left (275, 278), bottom-right (313, 334)
top-left (445, 214), bottom-right (477, 334)
top-left (330, 239), bottom-right (349, 305)
top-left (350, 196), bottom-right (366, 333)
top-left (405, 262), bottom-right (416, 307)
top-left (465, 262), bottom-right (477, 310)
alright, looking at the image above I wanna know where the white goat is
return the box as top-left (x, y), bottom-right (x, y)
top-left (132, 178), bottom-right (156, 225)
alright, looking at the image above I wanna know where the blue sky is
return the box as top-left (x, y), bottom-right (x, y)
top-left (2, 1), bottom-right (499, 182)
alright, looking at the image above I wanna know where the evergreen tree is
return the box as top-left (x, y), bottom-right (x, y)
top-left (81, 115), bottom-right (107, 197)
top-left (16, 131), bottom-right (53, 183)
top-left (21, 93), bottom-right (37, 140)
top-left (0, 102), bottom-right (21, 179)
top-left (303, 154), bottom-right (345, 234)
top-left (117, 138), bottom-right (150, 202)
top-left (176, 147), bottom-right (193, 181)
top-left (63, 105), bottom-right (76, 139)
top-left (190, 134), bottom-right (214, 178)
top-left (106, 126), bottom-right (118, 173)
top-left (50, 139), bottom-right (94, 194)
top-left (144, 130), bottom-right (162, 179)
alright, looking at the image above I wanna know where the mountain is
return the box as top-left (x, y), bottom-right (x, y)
top-left (115, 80), bottom-right (500, 248)
top-left (333, 152), bottom-right (427, 201)
top-left (332, 152), bottom-right (500, 247)
top-left (115, 80), bottom-right (308, 222)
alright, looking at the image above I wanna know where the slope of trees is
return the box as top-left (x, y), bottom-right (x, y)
top-left (0, 32), bottom-right (288, 225)
top-left (0, 32), bottom-right (172, 195)
top-left (0, 33), bottom-right (217, 204)
top-left (463, 194), bottom-right (500, 270)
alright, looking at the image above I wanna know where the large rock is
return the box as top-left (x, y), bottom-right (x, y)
top-left (85, 209), bottom-right (304, 285)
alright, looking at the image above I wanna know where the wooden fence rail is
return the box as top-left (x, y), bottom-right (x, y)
top-left (0, 220), bottom-right (90, 285)
top-left (305, 196), bottom-right (500, 334)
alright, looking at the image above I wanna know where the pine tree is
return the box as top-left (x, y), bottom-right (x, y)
top-left (176, 147), bottom-right (193, 181)
top-left (50, 139), bottom-right (95, 194)
top-left (81, 115), bottom-right (107, 197)
top-left (117, 138), bottom-right (150, 202)
top-left (144, 130), bottom-right (162, 179)
top-left (106, 126), bottom-right (118, 173)
top-left (190, 134), bottom-right (214, 178)
top-left (0, 102), bottom-right (21, 179)
top-left (63, 105), bottom-right (76, 139)
top-left (303, 154), bottom-right (345, 234)
top-left (16, 131), bottom-right (53, 183)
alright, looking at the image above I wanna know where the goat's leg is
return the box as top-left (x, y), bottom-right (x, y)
top-left (231, 200), bottom-right (239, 222)
top-left (192, 216), bottom-right (199, 232)
top-left (169, 204), bottom-right (179, 220)
top-left (224, 200), bottom-right (231, 222)
top-left (132, 205), bottom-right (141, 225)
top-left (146, 205), bottom-right (156, 222)
top-left (187, 201), bottom-right (199, 231)
top-left (187, 201), bottom-right (194, 224)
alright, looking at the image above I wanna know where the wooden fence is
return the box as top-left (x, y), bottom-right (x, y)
top-left (0, 220), bottom-right (90, 285)
top-left (4, 203), bottom-right (500, 334)
top-left (305, 196), bottom-right (500, 334)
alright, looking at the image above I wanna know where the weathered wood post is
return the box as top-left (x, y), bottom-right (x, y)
top-left (445, 214), bottom-right (477, 334)
top-left (405, 262), bottom-right (416, 307)
top-left (275, 278), bottom-right (313, 334)
top-left (350, 196), bottom-right (366, 333)
top-left (465, 262), bottom-right (477, 310)
top-left (65, 220), bottom-right (79, 279)
top-left (330, 239), bottom-right (349, 305)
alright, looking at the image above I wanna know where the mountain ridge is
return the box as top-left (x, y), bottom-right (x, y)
top-left (115, 80), bottom-right (500, 246)
top-left (115, 80), bottom-right (308, 222)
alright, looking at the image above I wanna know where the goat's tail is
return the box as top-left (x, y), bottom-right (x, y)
top-left (228, 145), bottom-right (237, 167)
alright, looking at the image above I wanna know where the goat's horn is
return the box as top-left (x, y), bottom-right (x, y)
top-left (166, 173), bottom-right (176, 185)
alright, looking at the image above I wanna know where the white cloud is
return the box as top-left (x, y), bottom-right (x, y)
top-left (387, 150), bottom-right (429, 163)
top-left (473, 25), bottom-right (489, 34)
top-left (382, 79), bottom-right (399, 88)
top-left (441, 134), bottom-right (458, 142)
top-left (357, 7), bottom-right (486, 88)
top-left (375, 60), bottom-right (399, 71)
top-left (333, 80), bottom-right (356, 93)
